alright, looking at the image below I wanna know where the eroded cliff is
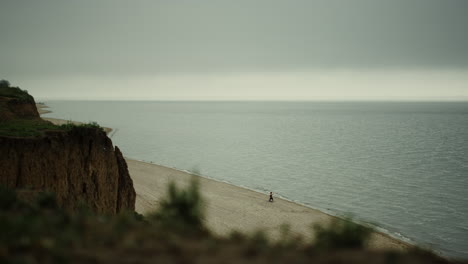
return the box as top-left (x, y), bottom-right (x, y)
top-left (0, 83), bottom-right (136, 214)
top-left (0, 127), bottom-right (136, 214)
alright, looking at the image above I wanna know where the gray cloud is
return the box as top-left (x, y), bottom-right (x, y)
top-left (1, 0), bottom-right (468, 77)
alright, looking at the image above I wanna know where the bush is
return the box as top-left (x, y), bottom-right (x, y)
top-left (0, 120), bottom-right (105, 137)
top-left (0, 186), bottom-right (145, 263)
top-left (0, 80), bottom-right (34, 103)
top-left (244, 230), bottom-right (270, 256)
top-left (0, 185), bottom-right (17, 210)
top-left (150, 177), bottom-right (205, 232)
top-left (0, 119), bottom-right (59, 137)
top-left (313, 218), bottom-right (372, 250)
top-left (59, 121), bottom-right (103, 132)
top-left (0, 79), bottom-right (11, 88)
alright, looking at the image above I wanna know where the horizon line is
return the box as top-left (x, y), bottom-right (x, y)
top-left (36, 98), bottom-right (468, 103)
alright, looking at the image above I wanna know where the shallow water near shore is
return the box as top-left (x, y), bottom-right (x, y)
top-left (43, 101), bottom-right (468, 259)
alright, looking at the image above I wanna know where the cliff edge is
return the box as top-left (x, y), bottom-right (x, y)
top-left (0, 81), bottom-right (39, 122)
top-left (0, 81), bottom-right (136, 214)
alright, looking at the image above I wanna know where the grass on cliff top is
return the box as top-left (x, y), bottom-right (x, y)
top-left (0, 181), bottom-right (452, 264)
top-left (0, 80), bottom-right (34, 103)
top-left (0, 120), bottom-right (104, 137)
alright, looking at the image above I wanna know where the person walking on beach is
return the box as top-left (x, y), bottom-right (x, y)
top-left (269, 192), bottom-right (274, 202)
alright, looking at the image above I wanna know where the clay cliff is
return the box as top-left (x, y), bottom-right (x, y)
top-left (0, 83), bottom-right (136, 214)
top-left (0, 87), bottom-right (39, 122)
top-left (0, 128), bottom-right (136, 214)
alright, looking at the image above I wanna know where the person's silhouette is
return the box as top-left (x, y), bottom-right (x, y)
top-left (269, 192), bottom-right (274, 202)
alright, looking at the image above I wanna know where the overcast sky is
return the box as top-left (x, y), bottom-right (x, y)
top-left (1, 0), bottom-right (467, 100)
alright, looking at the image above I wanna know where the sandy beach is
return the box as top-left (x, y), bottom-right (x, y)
top-left (38, 105), bottom-right (409, 252)
top-left (128, 159), bottom-right (409, 251)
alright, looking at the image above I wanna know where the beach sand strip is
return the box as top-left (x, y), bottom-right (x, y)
top-left (127, 159), bottom-right (409, 251)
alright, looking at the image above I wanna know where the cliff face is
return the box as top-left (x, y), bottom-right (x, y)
top-left (0, 128), bottom-right (136, 214)
top-left (8, 99), bottom-right (40, 119)
top-left (0, 86), bottom-right (136, 214)
top-left (0, 97), bottom-right (40, 122)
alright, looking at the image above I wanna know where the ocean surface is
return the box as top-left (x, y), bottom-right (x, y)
top-left (43, 101), bottom-right (468, 259)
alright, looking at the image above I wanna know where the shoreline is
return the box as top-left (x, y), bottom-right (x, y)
top-left (130, 158), bottom-right (414, 246)
top-left (37, 103), bottom-right (112, 134)
top-left (36, 103), bottom-right (52, 114)
top-left (126, 158), bottom-right (410, 251)
top-left (37, 103), bottom-right (411, 252)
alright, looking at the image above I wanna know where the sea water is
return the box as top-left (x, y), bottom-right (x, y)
top-left (43, 101), bottom-right (468, 259)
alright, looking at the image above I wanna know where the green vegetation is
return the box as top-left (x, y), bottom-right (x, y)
top-left (0, 185), bottom-right (143, 263)
top-left (58, 121), bottom-right (103, 131)
top-left (0, 79), bottom-right (34, 103)
top-left (0, 119), bottom-right (61, 137)
top-left (0, 79), bottom-right (105, 137)
top-left (0, 79), bottom-right (10, 88)
top-left (149, 178), bottom-right (206, 232)
top-left (313, 217), bottom-right (372, 250)
top-left (0, 182), bottom-right (453, 264)
top-left (0, 120), bottom-right (104, 137)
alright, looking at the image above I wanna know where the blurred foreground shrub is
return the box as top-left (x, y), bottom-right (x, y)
top-left (149, 177), bottom-right (206, 233)
top-left (313, 218), bottom-right (372, 250)
top-left (0, 185), bottom-right (454, 264)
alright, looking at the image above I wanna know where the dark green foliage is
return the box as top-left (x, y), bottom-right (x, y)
top-left (0, 185), bottom-right (17, 210)
top-left (275, 223), bottom-right (303, 250)
top-left (0, 120), bottom-right (59, 137)
top-left (244, 230), bottom-right (270, 256)
top-left (59, 121), bottom-right (102, 131)
top-left (0, 186), bottom-right (454, 263)
top-left (229, 230), bottom-right (247, 242)
top-left (150, 178), bottom-right (206, 232)
top-left (0, 79), bottom-right (11, 88)
top-left (0, 80), bottom-right (34, 103)
top-left (0, 120), bottom-right (103, 137)
top-left (0, 186), bottom-right (144, 263)
top-left (35, 192), bottom-right (59, 210)
top-left (0, 187), bottom-right (73, 263)
top-left (133, 211), bottom-right (145, 222)
top-left (313, 218), bottom-right (372, 250)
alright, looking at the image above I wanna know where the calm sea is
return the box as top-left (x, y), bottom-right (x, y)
top-left (43, 101), bottom-right (468, 259)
